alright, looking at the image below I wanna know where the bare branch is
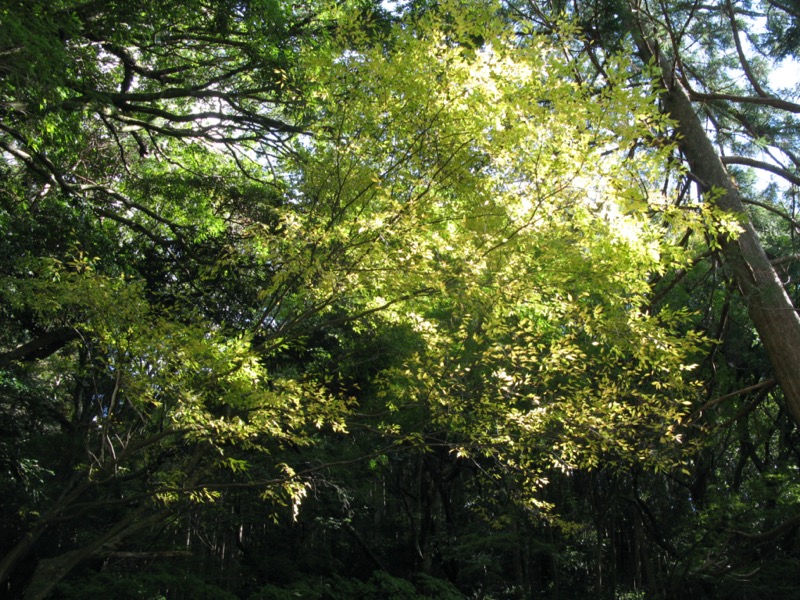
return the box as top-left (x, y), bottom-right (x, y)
top-left (725, 0), bottom-right (770, 98)
top-left (741, 197), bottom-right (800, 231)
top-left (686, 87), bottom-right (800, 114)
top-left (722, 155), bottom-right (800, 186)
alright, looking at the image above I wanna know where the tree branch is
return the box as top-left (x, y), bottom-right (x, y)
top-left (686, 87), bottom-right (800, 114)
top-left (721, 155), bottom-right (800, 187)
top-left (730, 513), bottom-right (800, 543)
top-left (690, 379), bottom-right (777, 418)
top-left (725, 0), bottom-right (770, 98)
top-left (740, 197), bottom-right (800, 231)
top-left (0, 329), bottom-right (82, 367)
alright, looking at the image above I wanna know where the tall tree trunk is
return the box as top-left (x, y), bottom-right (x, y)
top-left (634, 33), bottom-right (800, 427)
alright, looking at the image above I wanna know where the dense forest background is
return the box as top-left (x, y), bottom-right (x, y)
top-left (3, 0), bottom-right (800, 598)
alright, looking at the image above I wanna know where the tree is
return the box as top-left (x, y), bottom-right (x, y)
top-left (509, 0), bottom-right (800, 421)
top-left (631, 0), bottom-right (800, 428)
top-left (0, 2), bottom-right (344, 596)
top-left (1, 1), bottom-right (742, 597)
top-left (498, 0), bottom-right (800, 595)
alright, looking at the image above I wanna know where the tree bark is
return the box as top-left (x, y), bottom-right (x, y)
top-left (635, 35), bottom-right (800, 427)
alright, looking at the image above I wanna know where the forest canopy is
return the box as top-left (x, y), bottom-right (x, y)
top-left (2, 0), bottom-right (800, 598)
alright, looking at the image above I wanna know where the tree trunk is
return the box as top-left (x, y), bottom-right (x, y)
top-left (636, 35), bottom-right (800, 427)
top-left (23, 506), bottom-right (169, 600)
